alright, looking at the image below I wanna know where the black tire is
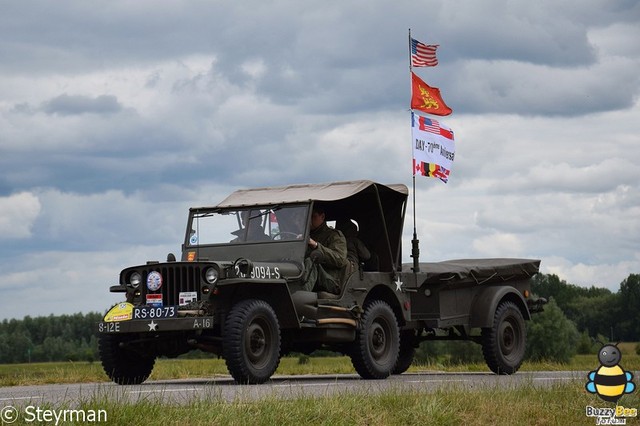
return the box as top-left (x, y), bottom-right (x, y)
top-left (223, 299), bottom-right (281, 384)
top-left (393, 330), bottom-right (416, 375)
top-left (481, 301), bottom-right (526, 375)
top-left (350, 300), bottom-right (399, 379)
top-left (98, 333), bottom-right (155, 385)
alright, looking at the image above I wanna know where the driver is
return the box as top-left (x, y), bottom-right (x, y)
top-left (301, 205), bottom-right (348, 294)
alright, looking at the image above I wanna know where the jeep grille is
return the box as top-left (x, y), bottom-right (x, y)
top-left (140, 265), bottom-right (202, 306)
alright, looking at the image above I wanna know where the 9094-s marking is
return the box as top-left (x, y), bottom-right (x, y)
top-left (251, 265), bottom-right (281, 279)
top-left (234, 265), bottom-right (281, 280)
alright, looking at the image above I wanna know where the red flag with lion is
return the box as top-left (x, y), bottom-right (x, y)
top-left (410, 72), bottom-right (452, 116)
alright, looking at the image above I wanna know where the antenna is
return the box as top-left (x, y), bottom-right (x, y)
top-left (411, 178), bottom-right (420, 272)
top-left (409, 28), bottom-right (420, 272)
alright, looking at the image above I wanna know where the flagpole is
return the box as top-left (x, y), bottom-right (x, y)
top-left (409, 28), bottom-right (420, 273)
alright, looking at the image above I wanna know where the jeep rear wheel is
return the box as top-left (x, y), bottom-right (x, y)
top-left (481, 301), bottom-right (526, 375)
top-left (393, 330), bottom-right (416, 375)
top-left (350, 300), bottom-right (399, 379)
top-left (223, 299), bottom-right (281, 384)
top-left (98, 333), bottom-right (155, 385)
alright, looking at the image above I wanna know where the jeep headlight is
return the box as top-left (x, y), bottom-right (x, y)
top-left (130, 272), bottom-right (142, 288)
top-left (204, 267), bottom-right (219, 284)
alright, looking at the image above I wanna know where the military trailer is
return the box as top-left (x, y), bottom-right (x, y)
top-left (98, 180), bottom-right (544, 384)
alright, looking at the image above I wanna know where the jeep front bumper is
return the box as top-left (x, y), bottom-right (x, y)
top-left (98, 303), bottom-right (214, 334)
top-left (98, 316), bottom-right (214, 334)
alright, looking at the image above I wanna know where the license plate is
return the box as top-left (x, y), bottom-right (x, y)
top-left (133, 306), bottom-right (177, 320)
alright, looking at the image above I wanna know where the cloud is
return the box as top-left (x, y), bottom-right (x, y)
top-left (41, 94), bottom-right (123, 116)
top-left (27, 188), bottom-right (190, 251)
top-left (497, 159), bottom-right (639, 194)
top-left (437, 1), bottom-right (596, 66)
top-left (0, 192), bottom-right (41, 238)
top-left (542, 254), bottom-right (640, 290)
top-left (447, 56), bottom-right (640, 116)
top-left (0, 246), bottom-right (173, 320)
top-left (472, 233), bottom-right (524, 258)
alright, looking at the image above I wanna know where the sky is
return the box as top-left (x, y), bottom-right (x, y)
top-left (1, 0), bottom-right (639, 321)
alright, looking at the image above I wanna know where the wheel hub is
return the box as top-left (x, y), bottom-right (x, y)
top-left (247, 323), bottom-right (268, 364)
top-left (370, 322), bottom-right (388, 360)
top-left (499, 319), bottom-right (518, 357)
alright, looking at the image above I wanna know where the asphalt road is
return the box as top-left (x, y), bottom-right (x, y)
top-left (0, 371), bottom-right (587, 407)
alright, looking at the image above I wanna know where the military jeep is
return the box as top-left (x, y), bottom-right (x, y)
top-left (98, 180), bottom-right (543, 384)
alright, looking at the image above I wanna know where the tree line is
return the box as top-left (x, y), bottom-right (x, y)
top-left (0, 312), bottom-right (102, 364)
top-left (0, 273), bottom-right (638, 364)
top-left (531, 272), bottom-right (640, 342)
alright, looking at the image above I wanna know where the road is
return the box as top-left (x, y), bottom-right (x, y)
top-left (0, 371), bottom-right (586, 407)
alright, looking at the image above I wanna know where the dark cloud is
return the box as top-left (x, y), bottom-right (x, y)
top-left (2, 1), bottom-right (638, 118)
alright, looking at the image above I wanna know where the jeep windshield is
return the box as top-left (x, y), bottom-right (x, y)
top-left (186, 205), bottom-right (308, 246)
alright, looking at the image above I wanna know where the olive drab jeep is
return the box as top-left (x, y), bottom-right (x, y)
top-left (98, 180), bottom-right (544, 384)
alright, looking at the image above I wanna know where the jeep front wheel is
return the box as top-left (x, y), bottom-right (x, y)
top-left (350, 300), bottom-right (399, 379)
top-left (223, 299), bottom-right (281, 384)
top-left (481, 301), bottom-right (526, 375)
top-left (98, 333), bottom-right (155, 385)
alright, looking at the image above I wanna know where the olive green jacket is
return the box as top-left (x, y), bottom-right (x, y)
top-left (302, 223), bottom-right (350, 293)
top-left (309, 223), bottom-right (348, 267)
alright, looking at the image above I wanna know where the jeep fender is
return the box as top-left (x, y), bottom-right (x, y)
top-left (469, 286), bottom-right (530, 328)
top-left (218, 280), bottom-right (299, 328)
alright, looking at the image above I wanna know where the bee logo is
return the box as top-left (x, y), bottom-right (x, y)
top-left (586, 342), bottom-right (636, 403)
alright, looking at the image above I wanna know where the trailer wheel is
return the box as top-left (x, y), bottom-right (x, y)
top-left (98, 333), bottom-right (155, 385)
top-left (351, 300), bottom-right (399, 379)
top-left (481, 301), bottom-right (526, 375)
top-left (393, 330), bottom-right (416, 375)
top-left (223, 299), bottom-right (281, 384)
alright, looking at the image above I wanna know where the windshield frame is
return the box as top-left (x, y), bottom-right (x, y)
top-left (184, 203), bottom-right (311, 249)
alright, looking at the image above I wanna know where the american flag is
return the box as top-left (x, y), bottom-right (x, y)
top-left (411, 38), bottom-right (438, 67)
top-left (418, 116), bottom-right (440, 134)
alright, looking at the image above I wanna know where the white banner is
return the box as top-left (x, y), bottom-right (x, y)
top-left (411, 113), bottom-right (455, 183)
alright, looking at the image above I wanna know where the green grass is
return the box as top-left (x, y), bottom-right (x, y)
top-left (6, 381), bottom-right (639, 425)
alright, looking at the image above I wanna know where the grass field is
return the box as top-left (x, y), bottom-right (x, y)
top-left (20, 381), bottom-right (635, 426)
top-left (3, 378), bottom-right (639, 425)
top-left (1, 344), bottom-right (638, 425)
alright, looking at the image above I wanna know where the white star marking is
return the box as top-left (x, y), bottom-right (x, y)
top-left (147, 320), bottom-right (158, 331)
top-left (394, 276), bottom-right (403, 292)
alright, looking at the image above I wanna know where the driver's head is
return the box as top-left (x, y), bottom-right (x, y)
top-left (311, 205), bottom-right (326, 231)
